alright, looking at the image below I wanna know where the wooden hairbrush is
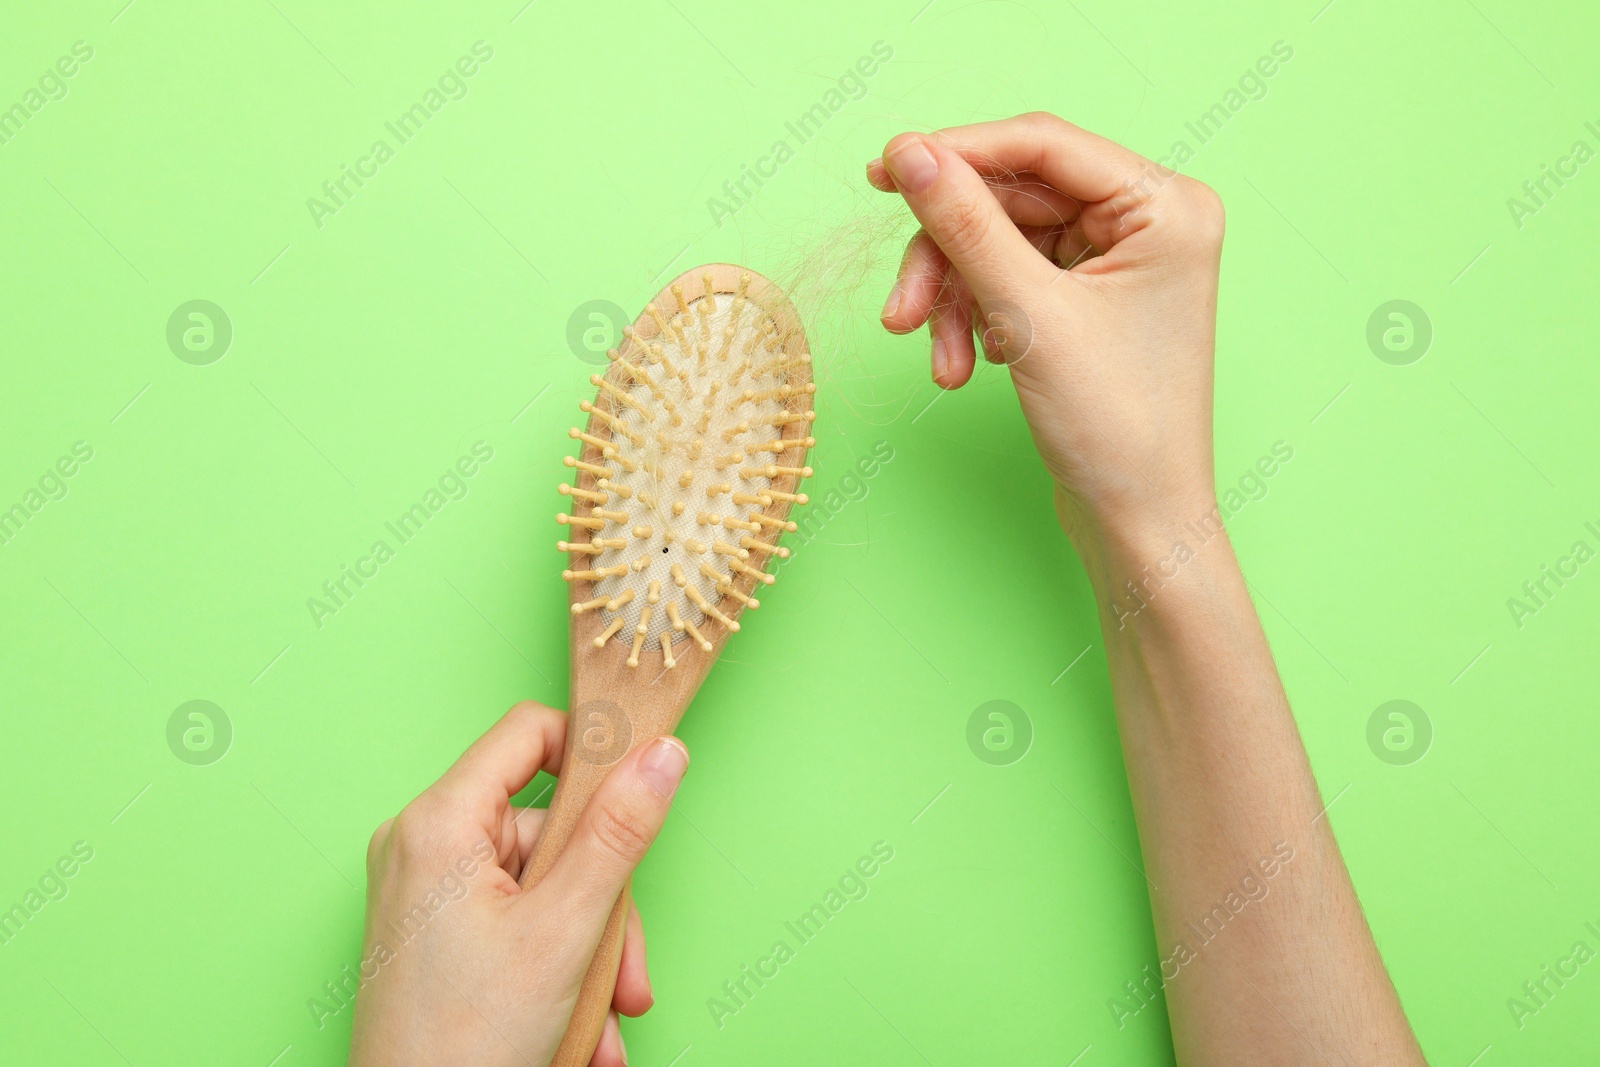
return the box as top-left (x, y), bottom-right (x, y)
top-left (519, 263), bottom-right (814, 1065)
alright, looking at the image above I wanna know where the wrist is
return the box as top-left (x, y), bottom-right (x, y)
top-left (1055, 481), bottom-right (1218, 561)
top-left (1055, 485), bottom-right (1237, 630)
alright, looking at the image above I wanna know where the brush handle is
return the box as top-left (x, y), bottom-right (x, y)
top-left (520, 712), bottom-right (659, 1067)
top-left (554, 885), bottom-right (630, 1066)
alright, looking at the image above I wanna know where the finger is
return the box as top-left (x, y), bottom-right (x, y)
top-left (930, 111), bottom-right (1154, 206)
top-left (975, 300), bottom-right (1003, 364)
top-left (879, 132), bottom-right (1055, 306)
top-left (1052, 227), bottom-right (1100, 271)
top-left (1013, 222), bottom-right (1099, 271)
top-left (613, 900), bottom-right (653, 1017)
top-left (988, 179), bottom-right (1083, 229)
top-left (530, 737), bottom-right (689, 930)
top-left (435, 702), bottom-right (566, 803)
top-left (500, 805), bottom-right (550, 883)
top-left (866, 156), bottom-right (892, 190)
top-left (932, 114), bottom-right (1172, 255)
top-left (365, 817), bottom-right (395, 874)
top-left (591, 1011), bottom-right (626, 1067)
top-left (871, 156), bottom-right (1081, 228)
top-left (1016, 224), bottom-right (1065, 260)
top-left (930, 275), bottom-right (978, 390)
top-left (881, 231), bottom-right (946, 334)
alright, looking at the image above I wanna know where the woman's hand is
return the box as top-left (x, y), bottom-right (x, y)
top-left (348, 702), bottom-right (689, 1067)
top-left (869, 112), bottom-right (1225, 550)
top-left (872, 113), bottom-right (1428, 1066)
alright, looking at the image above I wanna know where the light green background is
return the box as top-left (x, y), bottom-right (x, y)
top-left (3, 0), bottom-right (1597, 1063)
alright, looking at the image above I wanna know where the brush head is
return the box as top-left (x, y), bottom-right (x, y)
top-left (558, 264), bottom-right (813, 669)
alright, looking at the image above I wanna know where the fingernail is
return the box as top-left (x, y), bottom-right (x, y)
top-left (884, 137), bottom-right (938, 193)
top-left (867, 155), bottom-right (883, 173)
top-left (881, 281), bottom-right (902, 321)
top-left (931, 336), bottom-right (948, 385)
top-left (619, 1029), bottom-right (629, 1065)
top-left (638, 737), bottom-right (689, 798)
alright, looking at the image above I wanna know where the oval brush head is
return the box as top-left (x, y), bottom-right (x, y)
top-left (558, 263), bottom-right (815, 666)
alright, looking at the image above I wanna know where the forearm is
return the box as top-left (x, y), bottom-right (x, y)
top-left (1071, 498), bottom-right (1424, 1065)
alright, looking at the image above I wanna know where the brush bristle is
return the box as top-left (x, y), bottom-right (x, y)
top-left (558, 270), bottom-right (814, 667)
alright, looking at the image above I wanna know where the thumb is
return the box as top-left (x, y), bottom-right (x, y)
top-left (530, 736), bottom-right (689, 930)
top-left (879, 132), bottom-right (1056, 305)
